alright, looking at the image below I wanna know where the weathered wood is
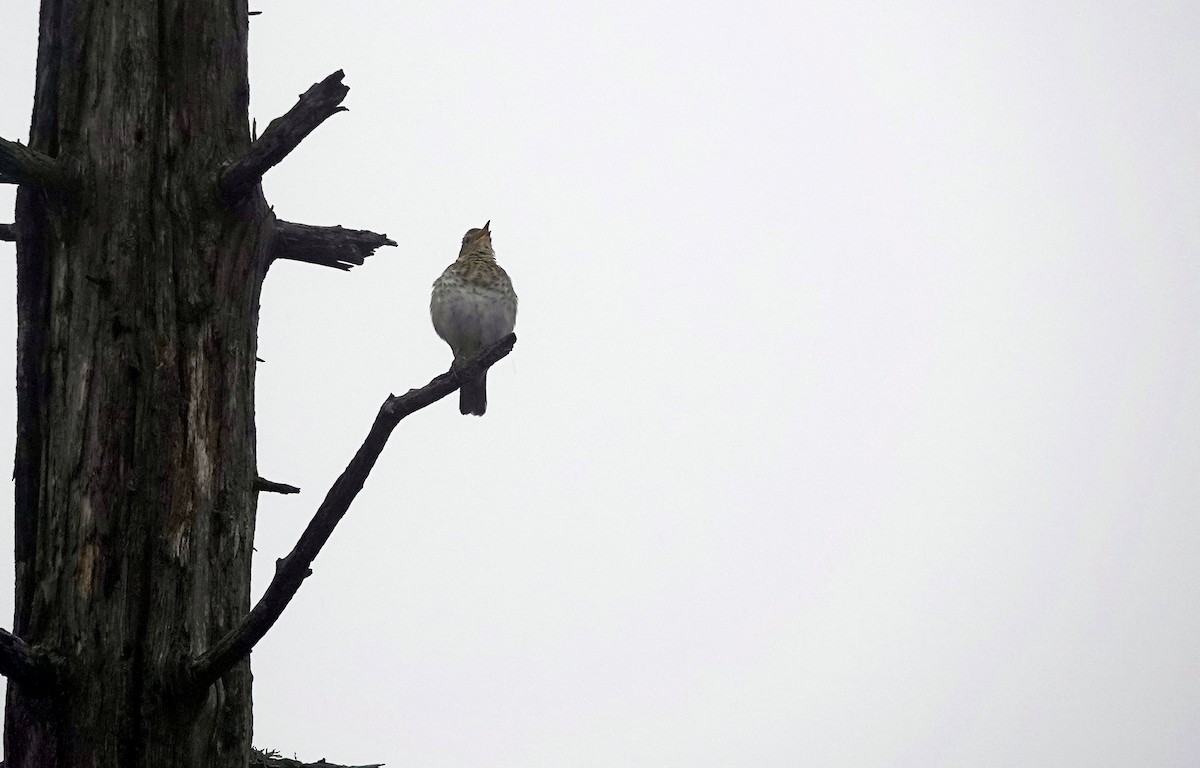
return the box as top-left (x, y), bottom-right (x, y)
top-left (0, 137), bottom-right (66, 190)
top-left (8, 0), bottom-right (422, 766)
top-left (0, 629), bottom-right (55, 694)
top-left (190, 334), bottom-right (517, 692)
top-left (252, 749), bottom-right (382, 768)
top-left (272, 220), bottom-right (396, 270)
top-left (255, 477), bottom-right (301, 495)
top-left (9, 0), bottom-right (265, 764)
top-left (220, 71), bottom-right (350, 203)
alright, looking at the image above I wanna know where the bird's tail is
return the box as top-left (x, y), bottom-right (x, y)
top-left (459, 370), bottom-right (487, 416)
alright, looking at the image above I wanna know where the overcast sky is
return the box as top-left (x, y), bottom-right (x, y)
top-left (2, 1), bottom-right (1200, 766)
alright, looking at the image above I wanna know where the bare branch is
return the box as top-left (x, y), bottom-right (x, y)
top-left (272, 220), bottom-right (396, 271)
top-left (220, 71), bottom-right (350, 203)
top-left (0, 223), bottom-right (14, 241)
top-left (0, 136), bottom-right (66, 190)
top-left (255, 477), bottom-right (301, 495)
top-left (188, 334), bottom-right (518, 692)
top-left (252, 748), bottom-right (381, 768)
top-left (0, 628), bottom-right (55, 693)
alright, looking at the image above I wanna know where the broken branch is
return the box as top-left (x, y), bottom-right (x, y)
top-left (0, 628), bottom-right (55, 693)
top-left (0, 136), bottom-right (65, 190)
top-left (252, 749), bottom-right (381, 768)
top-left (220, 70), bottom-right (350, 203)
top-left (255, 477), bottom-right (301, 495)
top-left (0, 223), bottom-right (14, 241)
top-left (188, 333), bottom-right (518, 692)
top-left (272, 220), bottom-right (396, 271)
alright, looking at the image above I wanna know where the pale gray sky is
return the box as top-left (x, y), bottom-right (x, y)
top-left (2, 1), bottom-right (1200, 766)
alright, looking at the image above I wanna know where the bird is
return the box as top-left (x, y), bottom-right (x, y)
top-left (430, 221), bottom-right (518, 416)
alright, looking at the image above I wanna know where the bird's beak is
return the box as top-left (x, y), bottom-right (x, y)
top-left (483, 220), bottom-right (491, 233)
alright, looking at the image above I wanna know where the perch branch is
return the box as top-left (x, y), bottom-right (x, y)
top-left (272, 220), bottom-right (396, 271)
top-left (0, 628), bottom-right (55, 693)
top-left (0, 136), bottom-right (65, 190)
top-left (188, 333), bottom-right (518, 692)
top-left (220, 70), bottom-right (350, 203)
top-left (0, 223), bottom-right (14, 241)
top-left (255, 477), bottom-right (301, 495)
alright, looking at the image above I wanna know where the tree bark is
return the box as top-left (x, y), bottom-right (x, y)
top-left (8, 0), bottom-right (266, 765)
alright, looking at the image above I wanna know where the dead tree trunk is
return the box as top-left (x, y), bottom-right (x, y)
top-left (7, 0), bottom-right (271, 762)
top-left (0, 1), bottom-right (517, 765)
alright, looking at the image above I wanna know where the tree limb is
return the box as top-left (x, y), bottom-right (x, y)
top-left (220, 71), bottom-right (350, 203)
top-left (0, 628), bottom-right (55, 693)
top-left (272, 220), bottom-right (396, 271)
top-left (0, 223), bottom-right (14, 241)
top-left (0, 136), bottom-right (66, 190)
top-left (188, 333), bottom-right (518, 692)
top-left (255, 477), bottom-right (301, 495)
top-left (252, 749), bottom-right (381, 768)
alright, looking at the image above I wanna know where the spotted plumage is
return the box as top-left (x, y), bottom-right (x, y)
top-left (430, 221), bottom-right (518, 415)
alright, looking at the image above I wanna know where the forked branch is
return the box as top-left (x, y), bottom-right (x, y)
top-left (272, 220), bottom-right (396, 271)
top-left (0, 136), bottom-right (66, 190)
top-left (188, 333), bottom-right (519, 692)
top-left (0, 628), bottom-right (56, 693)
top-left (221, 70), bottom-right (350, 203)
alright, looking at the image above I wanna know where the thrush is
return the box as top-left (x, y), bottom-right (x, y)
top-left (430, 221), bottom-right (518, 416)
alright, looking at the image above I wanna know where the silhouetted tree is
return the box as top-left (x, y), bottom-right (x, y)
top-left (0, 2), bottom-right (514, 766)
